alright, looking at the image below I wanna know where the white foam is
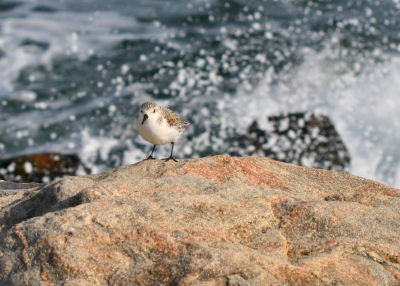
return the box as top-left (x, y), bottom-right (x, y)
top-left (226, 43), bottom-right (400, 187)
top-left (79, 129), bottom-right (120, 174)
top-left (24, 161), bottom-right (33, 174)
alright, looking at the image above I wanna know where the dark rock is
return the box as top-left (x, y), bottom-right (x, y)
top-left (0, 153), bottom-right (90, 183)
top-left (230, 112), bottom-right (350, 171)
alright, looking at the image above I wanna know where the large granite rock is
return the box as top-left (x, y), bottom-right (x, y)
top-left (0, 155), bottom-right (399, 285)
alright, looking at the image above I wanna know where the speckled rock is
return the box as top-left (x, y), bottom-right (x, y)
top-left (229, 112), bottom-right (350, 171)
top-left (0, 155), bottom-right (399, 285)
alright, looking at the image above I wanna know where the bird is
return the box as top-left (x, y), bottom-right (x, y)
top-left (135, 102), bottom-right (190, 162)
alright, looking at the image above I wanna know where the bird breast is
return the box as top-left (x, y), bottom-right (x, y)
top-left (136, 116), bottom-right (182, 145)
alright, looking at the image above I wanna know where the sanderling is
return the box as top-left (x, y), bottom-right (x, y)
top-left (136, 102), bottom-right (190, 162)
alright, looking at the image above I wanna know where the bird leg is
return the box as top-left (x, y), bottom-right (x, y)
top-left (146, 145), bottom-right (157, 160)
top-left (163, 142), bottom-right (178, 162)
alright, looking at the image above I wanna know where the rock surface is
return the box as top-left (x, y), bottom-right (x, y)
top-left (0, 155), bottom-right (399, 285)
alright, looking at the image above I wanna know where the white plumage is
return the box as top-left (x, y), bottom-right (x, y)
top-left (135, 102), bottom-right (190, 161)
top-left (136, 110), bottom-right (182, 145)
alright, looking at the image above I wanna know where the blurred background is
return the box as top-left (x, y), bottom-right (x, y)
top-left (0, 0), bottom-right (399, 186)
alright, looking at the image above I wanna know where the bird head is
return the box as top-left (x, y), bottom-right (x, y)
top-left (138, 102), bottom-right (160, 125)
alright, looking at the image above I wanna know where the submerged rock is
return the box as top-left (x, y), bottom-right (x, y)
top-left (0, 155), bottom-right (399, 285)
top-left (230, 112), bottom-right (350, 171)
top-left (0, 153), bottom-right (90, 183)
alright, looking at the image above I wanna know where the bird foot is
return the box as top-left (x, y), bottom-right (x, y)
top-left (145, 155), bottom-right (155, 160)
top-left (163, 156), bottom-right (178, 162)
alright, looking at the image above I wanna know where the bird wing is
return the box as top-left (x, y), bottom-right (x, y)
top-left (161, 107), bottom-right (190, 131)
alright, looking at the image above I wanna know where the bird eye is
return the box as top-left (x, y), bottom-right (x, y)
top-left (140, 110), bottom-right (143, 113)
top-left (153, 109), bottom-right (156, 113)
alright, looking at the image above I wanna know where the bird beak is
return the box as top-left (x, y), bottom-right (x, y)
top-left (142, 113), bottom-right (148, 124)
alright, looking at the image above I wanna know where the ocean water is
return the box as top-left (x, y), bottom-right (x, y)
top-left (0, 0), bottom-right (399, 186)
